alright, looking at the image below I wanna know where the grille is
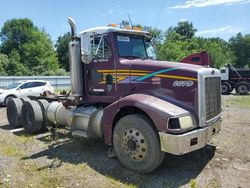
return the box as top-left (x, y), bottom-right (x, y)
top-left (205, 77), bottom-right (221, 121)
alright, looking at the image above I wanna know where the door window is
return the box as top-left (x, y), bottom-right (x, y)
top-left (20, 82), bottom-right (33, 89)
top-left (91, 36), bottom-right (111, 60)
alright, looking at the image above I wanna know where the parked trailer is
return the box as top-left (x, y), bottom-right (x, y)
top-left (6, 18), bottom-right (222, 173)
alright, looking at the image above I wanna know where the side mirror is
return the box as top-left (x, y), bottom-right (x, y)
top-left (81, 33), bottom-right (92, 64)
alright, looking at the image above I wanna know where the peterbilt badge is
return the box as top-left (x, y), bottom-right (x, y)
top-left (173, 80), bottom-right (194, 87)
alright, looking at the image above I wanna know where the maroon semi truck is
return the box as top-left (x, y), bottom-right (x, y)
top-left (7, 18), bottom-right (222, 173)
top-left (181, 51), bottom-right (212, 67)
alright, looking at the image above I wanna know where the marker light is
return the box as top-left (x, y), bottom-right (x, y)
top-left (132, 27), bottom-right (143, 31)
top-left (108, 23), bottom-right (118, 27)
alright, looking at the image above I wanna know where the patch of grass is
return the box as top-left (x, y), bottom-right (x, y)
top-left (226, 95), bottom-right (250, 107)
top-left (0, 143), bottom-right (23, 157)
top-left (189, 179), bottom-right (198, 188)
top-left (105, 176), bottom-right (136, 188)
top-left (17, 133), bottom-right (34, 144)
top-left (41, 175), bottom-right (62, 188)
top-left (18, 162), bottom-right (64, 188)
top-left (54, 88), bottom-right (71, 94)
top-left (204, 177), bottom-right (222, 188)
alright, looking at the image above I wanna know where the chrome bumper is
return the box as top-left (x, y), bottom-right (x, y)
top-left (159, 117), bottom-right (222, 155)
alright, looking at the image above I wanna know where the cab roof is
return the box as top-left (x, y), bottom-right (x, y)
top-left (79, 26), bottom-right (151, 38)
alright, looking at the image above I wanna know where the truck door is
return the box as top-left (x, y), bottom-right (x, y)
top-left (85, 34), bottom-right (116, 100)
top-left (220, 67), bottom-right (229, 81)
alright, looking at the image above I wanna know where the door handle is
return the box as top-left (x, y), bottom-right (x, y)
top-left (106, 74), bottom-right (113, 92)
top-left (106, 74), bottom-right (113, 85)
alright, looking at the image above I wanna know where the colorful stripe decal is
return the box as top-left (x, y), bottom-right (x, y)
top-left (157, 74), bottom-right (197, 81)
top-left (135, 68), bottom-right (180, 81)
top-left (97, 69), bottom-right (197, 82)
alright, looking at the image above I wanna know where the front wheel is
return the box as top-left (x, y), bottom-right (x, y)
top-left (113, 114), bottom-right (165, 174)
top-left (221, 82), bottom-right (231, 95)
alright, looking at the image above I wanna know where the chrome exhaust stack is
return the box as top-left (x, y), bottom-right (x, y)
top-left (68, 17), bottom-right (84, 104)
top-left (68, 17), bottom-right (77, 38)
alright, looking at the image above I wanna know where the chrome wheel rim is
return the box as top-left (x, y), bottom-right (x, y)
top-left (121, 128), bottom-right (147, 161)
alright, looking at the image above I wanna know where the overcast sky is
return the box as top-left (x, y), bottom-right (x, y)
top-left (0, 0), bottom-right (250, 43)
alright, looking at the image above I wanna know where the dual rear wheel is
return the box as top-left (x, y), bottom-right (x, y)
top-left (6, 98), bottom-right (49, 133)
top-left (235, 82), bottom-right (249, 95)
top-left (221, 82), bottom-right (249, 95)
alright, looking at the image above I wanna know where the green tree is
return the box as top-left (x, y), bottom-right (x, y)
top-left (173, 21), bottom-right (197, 39)
top-left (55, 32), bottom-right (71, 71)
top-left (6, 49), bottom-right (27, 76)
top-left (0, 18), bottom-right (35, 55)
top-left (0, 53), bottom-right (8, 76)
top-left (0, 18), bottom-right (59, 75)
top-left (229, 32), bottom-right (250, 68)
top-left (198, 37), bottom-right (235, 68)
top-left (158, 30), bottom-right (200, 61)
top-left (158, 28), bottom-right (234, 68)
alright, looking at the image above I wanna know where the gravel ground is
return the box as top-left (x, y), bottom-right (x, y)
top-left (0, 95), bottom-right (250, 188)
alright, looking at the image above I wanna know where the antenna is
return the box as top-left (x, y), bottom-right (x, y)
top-left (155, 0), bottom-right (166, 28)
top-left (128, 14), bottom-right (133, 28)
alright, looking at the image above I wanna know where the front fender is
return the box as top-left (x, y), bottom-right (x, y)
top-left (102, 94), bottom-right (190, 145)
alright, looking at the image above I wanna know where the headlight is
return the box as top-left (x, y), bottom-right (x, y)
top-left (179, 116), bottom-right (194, 129)
top-left (168, 115), bottom-right (195, 130)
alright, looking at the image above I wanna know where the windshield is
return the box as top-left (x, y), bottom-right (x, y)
top-left (5, 82), bottom-right (22, 89)
top-left (116, 35), bottom-right (148, 59)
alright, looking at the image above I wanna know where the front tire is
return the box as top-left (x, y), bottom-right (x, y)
top-left (113, 114), bottom-right (165, 174)
top-left (221, 82), bottom-right (231, 95)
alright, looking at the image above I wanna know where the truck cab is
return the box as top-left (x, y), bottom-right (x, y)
top-left (78, 25), bottom-right (157, 103)
top-left (220, 67), bottom-right (229, 81)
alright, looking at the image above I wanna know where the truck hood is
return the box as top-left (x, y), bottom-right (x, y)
top-left (119, 58), bottom-right (203, 121)
top-left (120, 59), bottom-right (204, 72)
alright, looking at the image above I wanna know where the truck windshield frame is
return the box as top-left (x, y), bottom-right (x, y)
top-left (115, 33), bottom-right (149, 60)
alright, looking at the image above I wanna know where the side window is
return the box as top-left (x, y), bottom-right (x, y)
top-left (191, 57), bottom-right (200, 62)
top-left (146, 42), bottom-right (157, 60)
top-left (32, 82), bottom-right (46, 87)
top-left (220, 69), bottom-right (226, 73)
top-left (20, 82), bottom-right (32, 89)
top-left (91, 36), bottom-right (111, 59)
